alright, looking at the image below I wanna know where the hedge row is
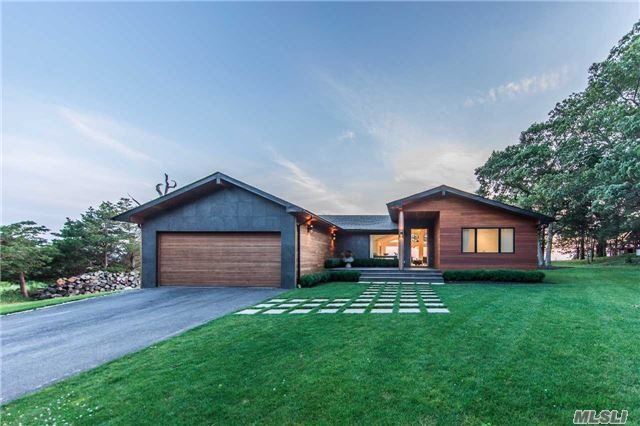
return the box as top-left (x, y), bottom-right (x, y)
top-left (324, 258), bottom-right (399, 268)
top-left (443, 269), bottom-right (545, 283)
top-left (299, 270), bottom-right (361, 288)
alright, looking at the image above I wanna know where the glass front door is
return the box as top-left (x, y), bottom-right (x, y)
top-left (410, 228), bottom-right (428, 266)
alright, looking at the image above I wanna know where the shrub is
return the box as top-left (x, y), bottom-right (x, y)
top-left (324, 258), bottom-right (343, 268)
top-left (324, 257), bottom-right (399, 268)
top-left (298, 270), bottom-right (361, 287)
top-left (352, 258), bottom-right (398, 267)
top-left (443, 269), bottom-right (545, 283)
top-left (329, 270), bottom-right (361, 282)
top-left (298, 271), bottom-right (330, 288)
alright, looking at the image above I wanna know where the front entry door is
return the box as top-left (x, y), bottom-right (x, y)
top-left (410, 229), bottom-right (429, 267)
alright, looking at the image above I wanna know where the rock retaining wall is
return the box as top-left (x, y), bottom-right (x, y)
top-left (33, 271), bottom-right (140, 300)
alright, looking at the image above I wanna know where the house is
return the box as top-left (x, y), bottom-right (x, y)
top-left (113, 172), bottom-right (553, 288)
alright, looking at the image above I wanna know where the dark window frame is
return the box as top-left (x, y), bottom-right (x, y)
top-left (461, 227), bottom-right (515, 254)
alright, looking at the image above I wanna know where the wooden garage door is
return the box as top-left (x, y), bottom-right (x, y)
top-left (158, 232), bottom-right (281, 287)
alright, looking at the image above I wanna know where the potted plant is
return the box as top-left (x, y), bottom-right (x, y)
top-left (342, 250), bottom-right (354, 268)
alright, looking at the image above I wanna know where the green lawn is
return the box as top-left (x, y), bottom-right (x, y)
top-left (0, 281), bottom-right (114, 315)
top-left (2, 264), bottom-right (639, 425)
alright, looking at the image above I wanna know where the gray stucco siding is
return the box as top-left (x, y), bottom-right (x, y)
top-left (140, 186), bottom-right (297, 288)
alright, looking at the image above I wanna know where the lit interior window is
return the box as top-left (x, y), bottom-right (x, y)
top-left (500, 228), bottom-right (514, 253)
top-left (462, 229), bottom-right (475, 253)
top-left (476, 229), bottom-right (499, 253)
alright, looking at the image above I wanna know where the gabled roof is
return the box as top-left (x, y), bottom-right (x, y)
top-left (386, 185), bottom-right (553, 223)
top-left (319, 215), bottom-right (398, 231)
top-left (112, 172), bottom-right (338, 227)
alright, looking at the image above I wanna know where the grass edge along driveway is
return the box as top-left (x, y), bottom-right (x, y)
top-left (0, 281), bottom-right (117, 315)
top-left (1, 264), bottom-right (638, 425)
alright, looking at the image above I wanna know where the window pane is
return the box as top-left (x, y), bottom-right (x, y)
top-left (462, 229), bottom-right (475, 253)
top-left (476, 229), bottom-right (499, 253)
top-left (370, 235), bottom-right (399, 257)
top-left (501, 229), bottom-right (514, 253)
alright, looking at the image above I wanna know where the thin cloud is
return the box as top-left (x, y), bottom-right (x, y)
top-left (1, 96), bottom-right (189, 231)
top-left (58, 106), bottom-right (156, 162)
top-left (269, 149), bottom-right (359, 213)
top-left (464, 66), bottom-right (570, 107)
top-left (337, 130), bottom-right (356, 142)
top-left (318, 71), bottom-right (488, 193)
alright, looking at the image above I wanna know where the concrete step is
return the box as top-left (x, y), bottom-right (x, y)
top-left (359, 270), bottom-right (444, 284)
top-left (359, 274), bottom-right (444, 278)
top-left (360, 279), bottom-right (444, 284)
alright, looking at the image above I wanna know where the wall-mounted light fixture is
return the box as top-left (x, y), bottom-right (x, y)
top-left (306, 223), bottom-right (314, 233)
top-left (331, 229), bottom-right (337, 241)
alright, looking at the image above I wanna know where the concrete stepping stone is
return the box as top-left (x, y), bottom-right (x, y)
top-left (327, 303), bottom-right (345, 307)
top-left (290, 299), bottom-right (308, 302)
top-left (425, 303), bottom-right (445, 307)
top-left (427, 308), bottom-right (450, 313)
top-left (398, 308), bottom-right (421, 313)
top-left (278, 303), bottom-right (298, 308)
top-left (311, 299), bottom-right (329, 302)
top-left (269, 299), bottom-right (286, 302)
top-left (236, 309), bottom-right (261, 315)
top-left (350, 303), bottom-right (370, 307)
top-left (371, 309), bottom-right (393, 313)
top-left (399, 303), bottom-right (419, 307)
top-left (375, 303), bottom-right (394, 307)
top-left (263, 309), bottom-right (286, 314)
top-left (290, 309), bottom-right (312, 314)
top-left (302, 303), bottom-right (321, 307)
top-left (343, 308), bottom-right (365, 314)
top-left (254, 303), bottom-right (276, 308)
top-left (319, 309), bottom-right (339, 314)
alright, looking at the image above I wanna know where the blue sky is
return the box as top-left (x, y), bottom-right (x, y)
top-left (3, 2), bottom-right (638, 231)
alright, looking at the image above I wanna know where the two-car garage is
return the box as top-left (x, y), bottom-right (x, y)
top-left (113, 172), bottom-right (302, 289)
top-left (157, 232), bottom-right (282, 287)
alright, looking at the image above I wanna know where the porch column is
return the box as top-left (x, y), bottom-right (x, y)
top-left (398, 209), bottom-right (404, 270)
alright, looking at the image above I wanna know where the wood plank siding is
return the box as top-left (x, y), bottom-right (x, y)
top-left (299, 226), bottom-right (333, 275)
top-left (405, 196), bottom-right (539, 270)
top-left (158, 232), bottom-right (281, 286)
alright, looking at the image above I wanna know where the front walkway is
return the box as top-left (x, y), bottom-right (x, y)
top-left (236, 283), bottom-right (449, 315)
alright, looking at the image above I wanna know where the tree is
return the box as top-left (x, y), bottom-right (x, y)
top-left (476, 22), bottom-right (640, 265)
top-left (51, 198), bottom-right (140, 274)
top-left (0, 222), bottom-right (54, 297)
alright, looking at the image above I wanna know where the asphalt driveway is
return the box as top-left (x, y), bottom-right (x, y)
top-left (0, 286), bottom-right (284, 403)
